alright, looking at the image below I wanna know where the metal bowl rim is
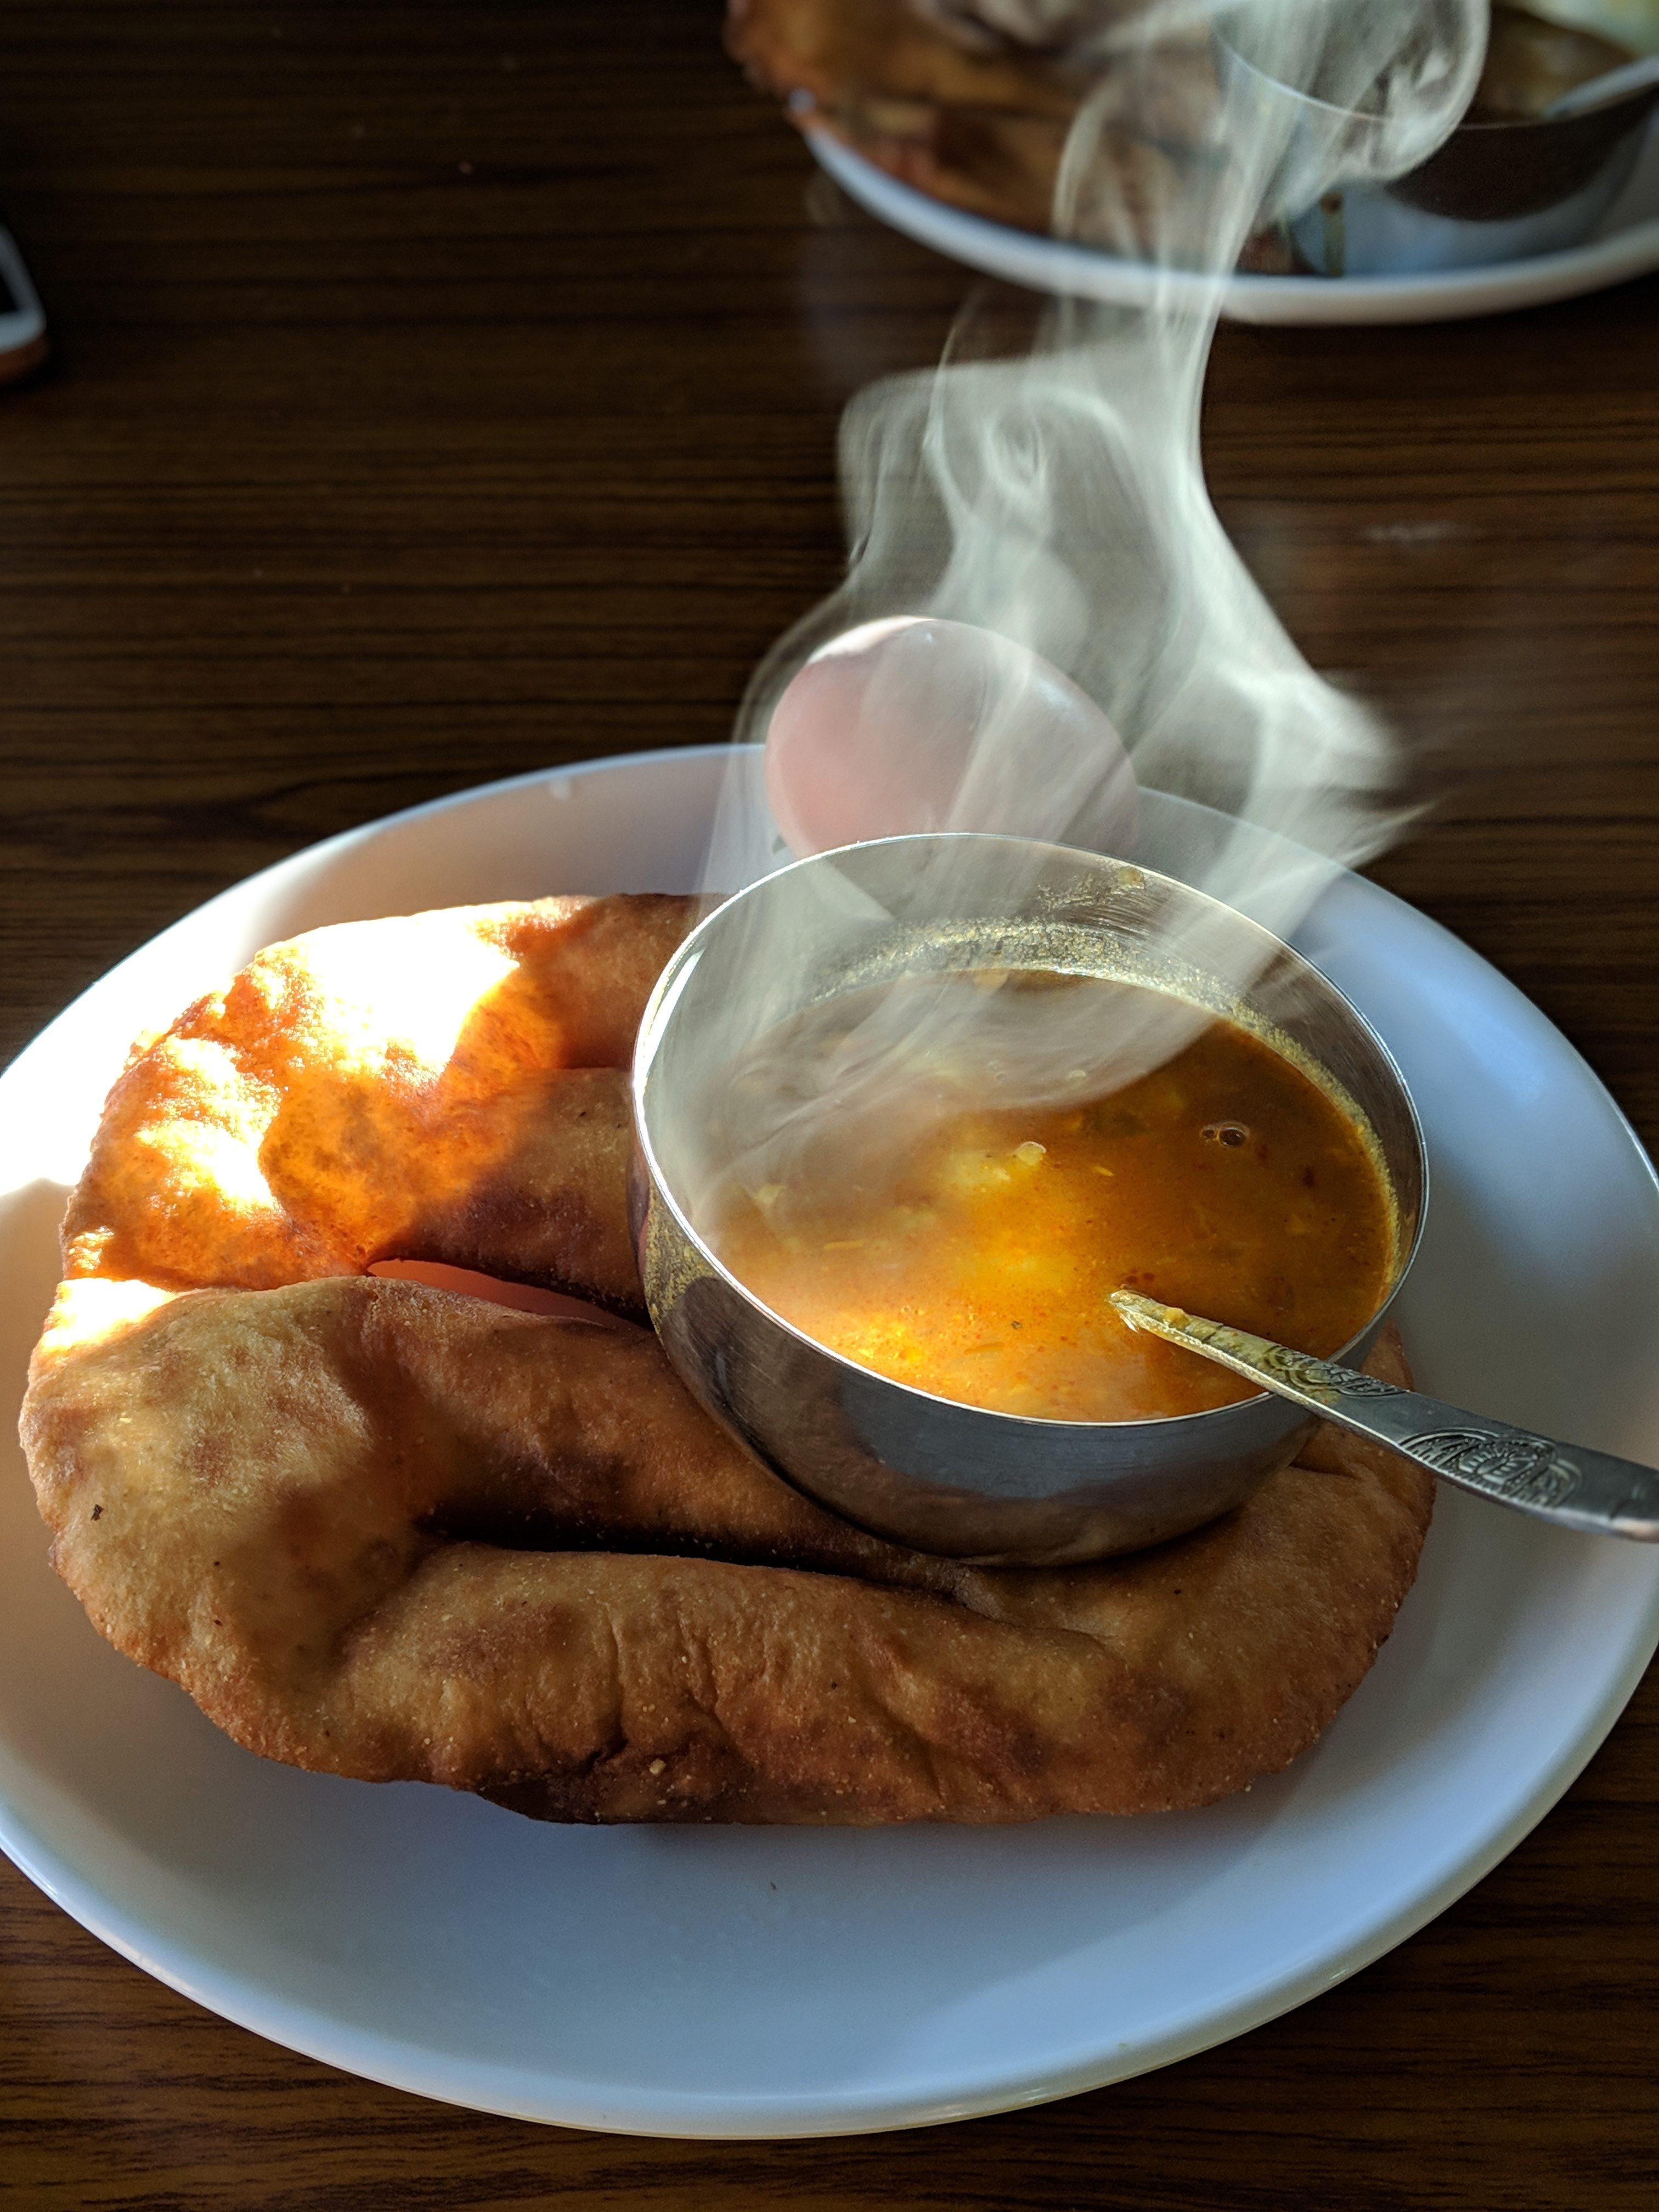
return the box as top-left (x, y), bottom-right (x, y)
top-left (631, 831), bottom-right (1431, 1438)
top-left (1218, 30), bottom-right (1654, 134)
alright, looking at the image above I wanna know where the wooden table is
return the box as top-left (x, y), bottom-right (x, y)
top-left (2, 6), bottom-right (1655, 2205)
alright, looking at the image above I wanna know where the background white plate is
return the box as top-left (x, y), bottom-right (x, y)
top-left (2, 748), bottom-right (1657, 2138)
top-left (812, 115), bottom-right (1659, 324)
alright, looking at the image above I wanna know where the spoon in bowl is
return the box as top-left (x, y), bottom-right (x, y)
top-left (1111, 1290), bottom-right (1659, 1541)
top-left (1542, 50), bottom-right (1659, 123)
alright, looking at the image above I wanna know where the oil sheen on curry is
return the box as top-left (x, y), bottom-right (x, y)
top-left (708, 973), bottom-right (1395, 1424)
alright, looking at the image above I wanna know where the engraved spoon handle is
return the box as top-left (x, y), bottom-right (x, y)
top-left (1110, 1291), bottom-right (1659, 1541)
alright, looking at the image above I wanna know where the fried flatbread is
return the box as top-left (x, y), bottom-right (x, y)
top-left (23, 887), bottom-right (1432, 1824)
top-left (727, 0), bottom-right (1300, 269)
top-left (730, 0), bottom-right (1084, 233)
top-left (60, 894), bottom-right (695, 1312)
top-left (23, 1273), bottom-right (1431, 1824)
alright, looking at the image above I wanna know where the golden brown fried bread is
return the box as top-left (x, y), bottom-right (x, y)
top-left (26, 884), bottom-right (1431, 1825)
top-left (729, 0), bottom-right (1086, 232)
top-left (726, 1), bottom-right (1294, 268)
top-left (24, 1278), bottom-right (1431, 1825)
top-left (60, 894), bottom-right (695, 1311)
top-left (729, 0), bottom-right (1087, 115)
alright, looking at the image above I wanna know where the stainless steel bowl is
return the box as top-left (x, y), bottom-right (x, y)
top-left (1291, 91), bottom-right (1656, 279)
top-left (631, 835), bottom-right (1427, 1565)
top-left (1224, 25), bottom-right (1658, 279)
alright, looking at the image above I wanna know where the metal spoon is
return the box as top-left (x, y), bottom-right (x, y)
top-left (1542, 50), bottom-right (1659, 123)
top-left (1110, 1291), bottom-right (1659, 1541)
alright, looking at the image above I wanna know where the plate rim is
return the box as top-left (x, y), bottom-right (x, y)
top-left (809, 125), bottom-right (1659, 326)
top-left (2, 746), bottom-right (1657, 2138)
top-left (3, 1599), bottom-right (1655, 2140)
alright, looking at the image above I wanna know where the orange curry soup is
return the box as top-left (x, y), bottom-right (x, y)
top-left (708, 979), bottom-right (1396, 1424)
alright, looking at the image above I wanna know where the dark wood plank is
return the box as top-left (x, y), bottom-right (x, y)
top-left (1, 3), bottom-right (1655, 2205)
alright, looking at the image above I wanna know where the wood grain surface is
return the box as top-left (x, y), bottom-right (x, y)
top-left (1, 4), bottom-right (1656, 2206)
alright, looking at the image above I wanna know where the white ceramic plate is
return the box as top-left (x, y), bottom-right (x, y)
top-left (811, 114), bottom-right (1659, 324)
top-left (2, 750), bottom-right (1656, 2138)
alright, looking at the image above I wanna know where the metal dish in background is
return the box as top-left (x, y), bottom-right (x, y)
top-left (1228, 4), bottom-right (1659, 277)
top-left (1292, 105), bottom-right (1652, 278)
top-left (631, 833), bottom-right (1427, 1566)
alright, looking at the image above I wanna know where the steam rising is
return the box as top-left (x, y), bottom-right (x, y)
top-left (693, 0), bottom-right (1485, 1210)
